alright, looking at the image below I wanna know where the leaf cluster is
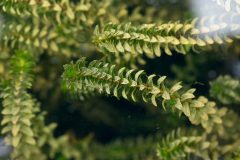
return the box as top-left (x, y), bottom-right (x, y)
top-left (210, 75), bottom-right (240, 105)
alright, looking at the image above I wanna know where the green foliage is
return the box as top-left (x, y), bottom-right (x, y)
top-left (0, 21), bottom-right (78, 56)
top-left (0, 0), bottom-right (240, 160)
top-left (157, 108), bottom-right (240, 160)
top-left (0, 0), bottom-right (124, 57)
top-left (156, 129), bottom-right (203, 160)
top-left (233, 150), bottom-right (240, 160)
top-left (210, 75), bottom-right (240, 105)
top-left (0, 51), bottom-right (80, 159)
top-left (201, 108), bottom-right (240, 160)
top-left (0, 0), bottom-right (91, 24)
top-left (62, 58), bottom-right (224, 132)
top-left (32, 106), bottom-right (81, 160)
top-left (93, 20), bottom-right (239, 59)
top-left (88, 135), bottom-right (158, 160)
top-left (0, 51), bottom-right (38, 159)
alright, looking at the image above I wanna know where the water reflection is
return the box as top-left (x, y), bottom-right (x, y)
top-left (191, 0), bottom-right (240, 37)
top-left (191, 0), bottom-right (240, 77)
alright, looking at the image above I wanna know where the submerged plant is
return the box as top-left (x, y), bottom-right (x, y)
top-left (0, 0), bottom-right (240, 160)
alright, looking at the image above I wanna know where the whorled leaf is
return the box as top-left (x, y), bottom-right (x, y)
top-left (62, 57), bottom-right (223, 131)
top-left (0, 50), bottom-right (37, 159)
top-left (93, 17), bottom-right (240, 58)
top-left (156, 128), bottom-right (203, 160)
top-left (210, 75), bottom-right (240, 105)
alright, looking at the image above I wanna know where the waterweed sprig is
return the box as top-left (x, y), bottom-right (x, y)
top-left (210, 75), bottom-right (240, 105)
top-left (0, 51), bottom-right (37, 159)
top-left (0, 0), bottom-right (91, 24)
top-left (0, 21), bottom-right (80, 56)
top-left (93, 19), bottom-right (240, 58)
top-left (156, 128), bottom-right (203, 160)
top-left (62, 57), bottom-right (223, 132)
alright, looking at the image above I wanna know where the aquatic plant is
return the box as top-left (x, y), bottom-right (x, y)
top-left (0, 0), bottom-right (240, 159)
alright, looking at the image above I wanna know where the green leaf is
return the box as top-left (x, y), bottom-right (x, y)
top-left (116, 41), bottom-right (125, 52)
top-left (151, 94), bottom-right (158, 106)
